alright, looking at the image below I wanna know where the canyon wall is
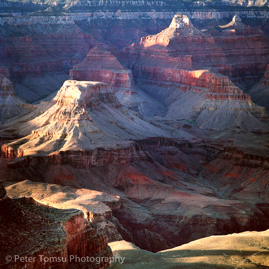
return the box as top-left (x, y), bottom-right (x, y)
top-left (0, 182), bottom-right (113, 268)
top-left (1, 10), bottom-right (269, 25)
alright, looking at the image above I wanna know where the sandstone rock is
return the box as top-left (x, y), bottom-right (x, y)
top-left (217, 15), bottom-right (264, 36)
top-left (121, 15), bottom-right (269, 130)
top-left (0, 195), bottom-right (112, 268)
top-left (5, 180), bottom-right (122, 243)
top-left (109, 229), bottom-right (269, 268)
top-left (0, 80), bottom-right (176, 165)
top-left (70, 47), bottom-right (133, 89)
top-left (0, 24), bottom-right (101, 79)
top-left (124, 14), bottom-right (269, 83)
top-left (70, 47), bottom-right (165, 115)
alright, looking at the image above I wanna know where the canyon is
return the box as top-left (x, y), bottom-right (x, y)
top-left (1, 6), bottom-right (269, 269)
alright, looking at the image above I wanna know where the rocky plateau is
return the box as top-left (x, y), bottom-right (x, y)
top-left (0, 181), bottom-right (113, 269)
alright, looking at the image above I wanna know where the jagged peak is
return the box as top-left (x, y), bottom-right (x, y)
top-left (232, 15), bottom-right (242, 22)
top-left (219, 15), bottom-right (263, 35)
top-left (169, 14), bottom-right (192, 29)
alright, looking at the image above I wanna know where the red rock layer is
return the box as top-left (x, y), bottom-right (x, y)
top-left (179, 70), bottom-right (251, 101)
top-left (1, 144), bottom-right (148, 168)
top-left (70, 47), bottom-right (134, 90)
top-left (124, 14), bottom-right (269, 81)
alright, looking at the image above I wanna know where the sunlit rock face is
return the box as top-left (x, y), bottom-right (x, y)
top-left (0, 80), bottom-right (172, 165)
top-left (163, 70), bottom-right (269, 130)
top-left (124, 14), bottom-right (269, 82)
top-left (121, 15), bottom-right (269, 130)
top-left (217, 15), bottom-right (264, 36)
top-left (5, 180), bottom-right (122, 243)
top-left (0, 182), bottom-right (112, 269)
top-left (109, 229), bottom-right (269, 269)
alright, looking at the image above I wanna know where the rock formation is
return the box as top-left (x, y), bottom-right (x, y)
top-left (2, 136), bottom-right (269, 253)
top-left (0, 74), bottom-right (35, 123)
top-left (164, 70), bottom-right (269, 130)
top-left (5, 180), bottom-right (122, 243)
top-left (120, 15), bottom-right (269, 130)
top-left (217, 15), bottom-right (264, 36)
top-left (124, 14), bottom-right (269, 82)
top-left (0, 181), bottom-right (112, 269)
top-left (0, 80), bottom-right (175, 165)
top-left (0, 23), bottom-right (102, 102)
top-left (70, 47), bottom-right (165, 115)
top-left (70, 47), bottom-right (134, 90)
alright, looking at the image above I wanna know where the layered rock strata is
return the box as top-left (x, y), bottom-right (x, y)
top-left (5, 180), bottom-right (123, 243)
top-left (2, 137), bottom-right (269, 253)
top-left (0, 80), bottom-right (173, 166)
top-left (70, 47), bottom-right (134, 90)
top-left (70, 47), bottom-right (164, 114)
top-left (121, 15), bottom-right (269, 130)
top-left (0, 182), bottom-right (112, 269)
top-left (124, 14), bottom-right (269, 83)
top-left (0, 25), bottom-right (100, 79)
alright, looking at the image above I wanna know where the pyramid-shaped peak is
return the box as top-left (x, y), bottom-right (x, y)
top-left (169, 14), bottom-right (191, 29)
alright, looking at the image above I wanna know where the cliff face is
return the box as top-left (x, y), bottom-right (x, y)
top-left (2, 136), bottom-right (269, 253)
top-left (121, 15), bottom-right (269, 130)
top-left (5, 180), bottom-right (123, 243)
top-left (125, 14), bottom-right (269, 81)
top-left (0, 23), bottom-right (101, 89)
top-left (0, 182), bottom-right (112, 269)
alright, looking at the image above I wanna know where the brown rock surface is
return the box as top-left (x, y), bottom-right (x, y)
top-left (0, 181), bottom-right (6, 199)
top-left (2, 136), bottom-right (269, 253)
top-left (70, 47), bottom-right (133, 90)
top-left (0, 182), bottom-right (112, 269)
